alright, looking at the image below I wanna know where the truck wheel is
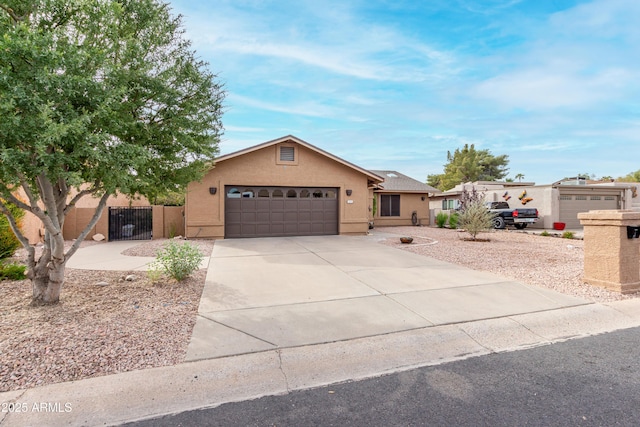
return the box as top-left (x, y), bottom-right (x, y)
top-left (493, 217), bottom-right (505, 229)
top-left (514, 224), bottom-right (527, 230)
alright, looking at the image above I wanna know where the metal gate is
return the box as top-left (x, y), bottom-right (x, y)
top-left (108, 207), bottom-right (153, 241)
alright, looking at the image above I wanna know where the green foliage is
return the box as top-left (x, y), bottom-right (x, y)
top-left (435, 212), bottom-right (448, 228)
top-left (458, 200), bottom-right (494, 240)
top-left (151, 240), bottom-right (204, 281)
top-left (428, 144), bottom-right (509, 191)
top-left (448, 212), bottom-right (459, 229)
top-left (562, 231), bottom-right (575, 239)
top-left (618, 170), bottom-right (640, 182)
top-left (0, 0), bottom-right (224, 303)
top-left (372, 196), bottom-right (377, 217)
top-left (0, 262), bottom-right (27, 280)
top-left (0, 200), bottom-right (24, 259)
top-left (540, 230), bottom-right (550, 236)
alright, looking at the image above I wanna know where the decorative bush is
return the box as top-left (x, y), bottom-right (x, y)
top-left (540, 230), bottom-right (550, 237)
top-left (150, 240), bottom-right (204, 281)
top-left (0, 262), bottom-right (27, 281)
top-left (448, 212), bottom-right (459, 229)
top-left (436, 212), bottom-right (448, 228)
top-left (458, 199), bottom-right (494, 240)
top-left (562, 231), bottom-right (575, 239)
top-left (0, 200), bottom-right (24, 260)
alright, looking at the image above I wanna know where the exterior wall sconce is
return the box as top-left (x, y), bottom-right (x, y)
top-left (421, 196), bottom-right (426, 201)
top-left (346, 189), bottom-right (352, 196)
top-left (209, 187), bottom-right (217, 195)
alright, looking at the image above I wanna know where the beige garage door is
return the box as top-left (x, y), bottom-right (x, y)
top-left (559, 194), bottom-right (619, 228)
top-left (225, 186), bottom-right (338, 238)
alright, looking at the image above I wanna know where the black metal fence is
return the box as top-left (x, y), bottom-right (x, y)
top-left (108, 207), bottom-right (153, 241)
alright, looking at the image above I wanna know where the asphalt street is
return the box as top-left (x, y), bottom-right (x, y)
top-left (124, 326), bottom-right (640, 427)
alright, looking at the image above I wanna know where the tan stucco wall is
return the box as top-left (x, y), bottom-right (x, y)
top-left (374, 193), bottom-right (430, 227)
top-left (185, 143), bottom-right (372, 238)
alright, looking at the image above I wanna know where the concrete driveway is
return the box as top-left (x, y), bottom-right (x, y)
top-left (186, 234), bottom-right (588, 361)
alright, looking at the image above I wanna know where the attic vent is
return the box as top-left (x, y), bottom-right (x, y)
top-left (280, 146), bottom-right (295, 162)
top-left (386, 173), bottom-right (397, 178)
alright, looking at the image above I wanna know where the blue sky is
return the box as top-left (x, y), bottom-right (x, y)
top-left (169, 0), bottom-right (640, 184)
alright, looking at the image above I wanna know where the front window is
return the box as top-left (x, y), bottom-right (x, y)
top-left (380, 194), bottom-right (400, 217)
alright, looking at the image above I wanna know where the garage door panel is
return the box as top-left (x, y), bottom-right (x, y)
top-left (284, 211), bottom-right (298, 221)
top-left (560, 194), bottom-right (619, 229)
top-left (225, 186), bottom-right (339, 238)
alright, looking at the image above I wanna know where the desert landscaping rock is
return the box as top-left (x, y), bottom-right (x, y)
top-left (1, 230), bottom-right (635, 394)
top-left (125, 274), bottom-right (137, 281)
top-left (92, 233), bottom-right (106, 241)
top-left (381, 226), bottom-right (635, 303)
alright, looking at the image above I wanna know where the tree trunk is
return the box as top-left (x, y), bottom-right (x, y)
top-left (30, 234), bottom-right (67, 305)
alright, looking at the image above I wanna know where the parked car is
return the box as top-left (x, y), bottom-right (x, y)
top-left (485, 201), bottom-right (538, 229)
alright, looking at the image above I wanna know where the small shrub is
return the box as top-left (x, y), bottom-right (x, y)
top-left (436, 212), bottom-right (448, 228)
top-left (562, 231), bottom-right (574, 239)
top-left (0, 262), bottom-right (27, 281)
top-left (151, 240), bottom-right (204, 281)
top-left (540, 230), bottom-right (550, 237)
top-left (0, 201), bottom-right (24, 260)
top-left (448, 212), bottom-right (459, 229)
top-left (458, 199), bottom-right (494, 240)
top-left (146, 267), bottom-right (163, 284)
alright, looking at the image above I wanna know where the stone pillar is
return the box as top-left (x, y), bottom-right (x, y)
top-left (578, 210), bottom-right (640, 294)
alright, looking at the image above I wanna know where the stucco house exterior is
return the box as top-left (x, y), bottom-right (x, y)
top-left (184, 135), bottom-right (437, 239)
top-left (430, 178), bottom-right (639, 229)
top-left (185, 136), bottom-right (384, 239)
top-left (370, 170), bottom-right (439, 227)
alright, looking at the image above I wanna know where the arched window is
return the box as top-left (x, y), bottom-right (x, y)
top-left (227, 188), bottom-right (241, 198)
top-left (287, 189), bottom-right (297, 198)
top-left (325, 190), bottom-right (336, 198)
top-left (257, 189), bottom-right (270, 198)
top-left (313, 190), bottom-right (323, 198)
top-left (242, 189), bottom-right (255, 198)
top-left (299, 189), bottom-right (310, 198)
top-left (272, 189), bottom-right (284, 198)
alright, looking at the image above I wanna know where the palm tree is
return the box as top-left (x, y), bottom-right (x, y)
top-left (515, 173), bottom-right (525, 182)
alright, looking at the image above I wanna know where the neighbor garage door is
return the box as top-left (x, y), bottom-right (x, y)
top-left (225, 186), bottom-right (338, 238)
top-left (559, 194), bottom-right (619, 229)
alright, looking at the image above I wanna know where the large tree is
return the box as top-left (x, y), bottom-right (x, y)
top-left (618, 169), bottom-right (640, 182)
top-left (427, 144), bottom-right (509, 191)
top-left (0, 0), bottom-right (224, 304)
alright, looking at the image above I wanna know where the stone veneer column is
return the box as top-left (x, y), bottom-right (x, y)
top-left (578, 210), bottom-right (640, 294)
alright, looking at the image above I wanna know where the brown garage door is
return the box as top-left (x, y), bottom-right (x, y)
top-left (559, 194), bottom-right (619, 228)
top-left (225, 186), bottom-right (339, 238)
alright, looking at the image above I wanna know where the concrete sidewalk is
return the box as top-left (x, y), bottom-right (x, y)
top-left (66, 241), bottom-right (156, 271)
top-left (3, 234), bottom-right (640, 427)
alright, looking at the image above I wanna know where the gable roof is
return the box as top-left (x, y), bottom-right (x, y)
top-left (215, 135), bottom-right (384, 183)
top-left (370, 170), bottom-right (440, 193)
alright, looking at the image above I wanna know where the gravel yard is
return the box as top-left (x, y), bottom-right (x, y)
top-left (1, 239), bottom-right (213, 393)
top-left (379, 226), bottom-right (636, 303)
top-left (1, 229), bottom-right (636, 393)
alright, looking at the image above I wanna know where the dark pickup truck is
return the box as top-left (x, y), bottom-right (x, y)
top-left (485, 201), bottom-right (538, 229)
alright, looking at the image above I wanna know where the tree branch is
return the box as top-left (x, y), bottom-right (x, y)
top-left (0, 4), bottom-right (22, 23)
top-left (65, 192), bottom-right (110, 260)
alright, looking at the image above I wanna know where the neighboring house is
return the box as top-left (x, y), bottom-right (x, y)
top-left (430, 178), bottom-right (638, 229)
top-left (370, 170), bottom-right (439, 227)
top-left (185, 135), bottom-right (385, 239)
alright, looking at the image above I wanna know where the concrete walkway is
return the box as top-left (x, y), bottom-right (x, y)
top-left (3, 234), bottom-right (640, 427)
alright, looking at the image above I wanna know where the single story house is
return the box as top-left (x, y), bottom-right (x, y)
top-left (185, 135), bottom-right (436, 239)
top-left (370, 170), bottom-right (439, 227)
top-left (430, 178), bottom-right (639, 229)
